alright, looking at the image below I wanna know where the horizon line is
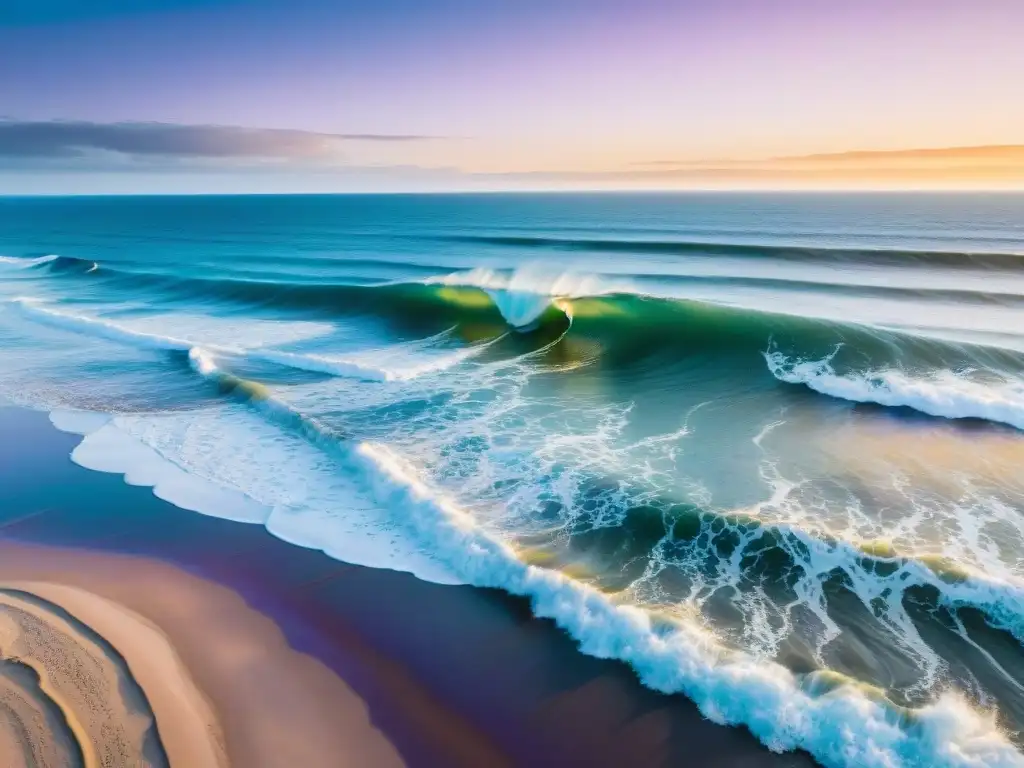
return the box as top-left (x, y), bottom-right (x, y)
top-left (4, 187), bottom-right (1024, 198)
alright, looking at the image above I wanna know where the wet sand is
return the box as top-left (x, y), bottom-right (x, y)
top-left (0, 545), bottom-right (411, 768)
top-left (0, 405), bottom-right (815, 767)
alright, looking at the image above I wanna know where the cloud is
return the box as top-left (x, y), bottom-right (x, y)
top-left (630, 145), bottom-right (1024, 170)
top-left (775, 145), bottom-right (1024, 164)
top-left (585, 145), bottom-right (1024, 188)
top-left (0, 120), bottom-right (439, 166)
top-left (501, 161), bottom-right (1024, 190)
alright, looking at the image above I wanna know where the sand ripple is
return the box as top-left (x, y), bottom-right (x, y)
top-left (0, 588), bottom-right (168, 767)
top-left (0, 542), bottom-right (405, 768)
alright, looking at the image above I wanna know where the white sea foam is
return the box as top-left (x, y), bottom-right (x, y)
top-left (50, 410), bottom-right (270, 524)
top-left (12, 299), bottom-right (487, 382)
top-left (190, 351), bottom-right (1024, 766)
top-left (351, 441), bottom-right (1023, 767)
top-left (0, 254), bottom-right (59, 268)
top-left (49, 408), bottom-right (111, 436)
top-left (19, 298), bottom-right (1024, 765)
top-left (49, 402), bottom-right (461, 584)
top-left (14, 298), bottom-right (197, 350)
top-left (731, 514), bottom-right (1024, 649)
top-left (766, 350), bottom-right (1024, 431)
top-left (253, 332), bottom-right (501, 382)
top-left (37, 346), bottom-right (1024, 765)
top-left (103, 312), bottom-right (335, 349)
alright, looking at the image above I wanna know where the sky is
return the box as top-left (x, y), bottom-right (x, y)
top-left (2, 0), bottom-right (1023, 193)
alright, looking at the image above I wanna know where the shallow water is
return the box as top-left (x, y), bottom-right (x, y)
top-left (3, 192), bottom-right (1024, 766)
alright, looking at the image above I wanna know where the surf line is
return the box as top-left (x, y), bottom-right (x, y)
top-left (187, 348), bottom-right (1023, 768)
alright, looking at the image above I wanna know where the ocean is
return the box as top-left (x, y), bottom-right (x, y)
top-left (2, 192), bottom-right (1024, 767)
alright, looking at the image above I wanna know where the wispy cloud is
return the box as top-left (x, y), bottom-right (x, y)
top-left (774, 145), bottom-right (1024, 164)
top-left (500, 167), bottom-right (1024, 191)
top-left (0, 120), bottom-right (440, 165)
top-left (598, 145), bottom-right (1024, 188)
top-left (630, 145), bottom-right (1024, 170)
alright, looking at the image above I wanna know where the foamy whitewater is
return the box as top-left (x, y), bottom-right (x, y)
top-left (4, 192), bottom-right (1024, 766)
top-left (765, 350), bottom-right (1024, 431)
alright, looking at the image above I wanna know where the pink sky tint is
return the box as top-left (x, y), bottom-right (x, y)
top-left (1, 0), bottom-right (1022, 190)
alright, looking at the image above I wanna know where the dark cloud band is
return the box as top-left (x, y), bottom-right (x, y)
top-left (0, 120), bottom-right (436, 160)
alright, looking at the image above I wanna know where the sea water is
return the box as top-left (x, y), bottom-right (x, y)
top-left (3, 192), bottom-right (1024, 766)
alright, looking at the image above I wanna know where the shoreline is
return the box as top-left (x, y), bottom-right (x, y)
top-left (0, 404), bottom-right (814, 766)
top-left (0, 545), bottom-right (411, 768)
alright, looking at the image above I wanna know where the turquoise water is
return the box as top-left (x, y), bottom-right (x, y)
top-left (3, 193), bottom-right (1024, 766)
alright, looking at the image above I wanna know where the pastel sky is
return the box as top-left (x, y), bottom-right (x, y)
top-left (2, 0), bottom-right (1023, 192)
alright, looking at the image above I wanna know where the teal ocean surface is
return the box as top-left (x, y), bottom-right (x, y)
top-left (2, 192), bottom-right (1024, 767)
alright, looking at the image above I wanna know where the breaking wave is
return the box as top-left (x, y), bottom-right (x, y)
top-left (19, 253), bottom-right (1024, 363)
top-left (9, 199), bottom-right (1024, 768)
top-left (354, 442), bottom-right (1022, 768)
top-left (66, 347), bottom-right (1024, 768)
top-left (422, 267), bottom-right (613, 328)
top-left (10, 299), bottom-right (491, 382)
top-left (766, 349), bottom-right (1024, 431)
top-left (0, 254), bottom-right (60, 268)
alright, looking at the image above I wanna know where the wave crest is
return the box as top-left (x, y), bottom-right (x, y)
top-left (766, 349), bottom-right (1024, 430)
top-left (424, 267), bottom-right (619, 329)
top-left (0, 254), bottom-right (59, 268)
top-left (11, 299), bottom-right (488, 382)
top-left (171, 349), bottom-right (1024, 766)
top-left (354, 442), bottom-right (1023, 767)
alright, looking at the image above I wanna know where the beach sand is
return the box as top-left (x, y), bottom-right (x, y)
top-left (0, 545), bottom-right (411, 768)
top-left (0, 578), bottom-right (217, 768)
top-left (0, 405), bottom-right (815, 767)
